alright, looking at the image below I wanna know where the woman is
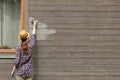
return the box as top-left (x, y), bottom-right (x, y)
top-left (11, 20), bottom-right (38, 80)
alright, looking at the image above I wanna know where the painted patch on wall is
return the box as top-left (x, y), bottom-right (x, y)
top-left (29, 17), bottom-right (56, 40)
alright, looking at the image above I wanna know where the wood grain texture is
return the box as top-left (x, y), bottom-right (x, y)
top-left (30, 0), bottom-right (120, 79)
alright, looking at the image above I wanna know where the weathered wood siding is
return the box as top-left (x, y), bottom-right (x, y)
top-left (1, 0), bottom-right (120, 80)
top-left (29, 0), bottom-right (120, 80)
top-left (0, 58), bottom-right (13, 80)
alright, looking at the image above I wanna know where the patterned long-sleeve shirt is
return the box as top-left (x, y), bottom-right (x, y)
top-left (14, 34), bottom-right (35, 77)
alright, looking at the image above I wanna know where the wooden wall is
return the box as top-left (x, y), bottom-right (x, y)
top-left (29, 0), bottom-right (120, 80)
top-left (1, 0), bottom-right (120, 80)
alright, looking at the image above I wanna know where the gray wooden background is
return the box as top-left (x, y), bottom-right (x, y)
top-left (1, 0), bottom-right (120, 80)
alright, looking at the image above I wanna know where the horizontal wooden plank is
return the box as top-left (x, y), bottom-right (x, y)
top-left (34, 58), bottom-right (120, 65)
top-left (35, 40), bottom-right (120, 47)
top-left (34, 68), bottom-right (120, 72)
top-left (33, 71), bottom-right (120, 76)
top-left (1, 75), bottom-right (120, 80)
top-left (34, 63), bottom-right (120, 71)
top-left (29, 5), bottom-right (120, 11)
top-left (29, 0), bottom-right (120, 6)
top-left (33, 75), bottom-right (120, 80)
top-left (0, 63), bottom-right (13, 69)
top-left (0, 59), bottom-right (13, 63)
top-left (30, 29), bottom-right (120, 35)
top-left (0, 54), bottom-right (15, 58)
top-left (33, 46), bottom-right (120, 53)
top-left (29, 11), bottom-right (120, 18)
top-left (0, 76), bottom-right (12, 80)
top-left (29, 17), bottom-right (120, 24)
top-left (29, 22), bottom-right (120, 30)
top-left (33, 52), bottom-right (120, 59)
top-left (0, 70), bottom-right (12, 76)
top-left (36, 34), bottom-right (120, 41)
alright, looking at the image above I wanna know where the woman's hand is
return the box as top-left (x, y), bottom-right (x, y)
top-left (33, 20), bottom-right (38, 27)
top-left (11, 66), bottom-right (16, 77)
top-left (32, 20), bottom-right (38, 34)
top-left (11, 70), bottom-right (15, 78)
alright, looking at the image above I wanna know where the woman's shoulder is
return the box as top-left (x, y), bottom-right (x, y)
top-left (30, 34), bottom-right (36, 37)
top-left (28, 34), bottom-right (36, 42)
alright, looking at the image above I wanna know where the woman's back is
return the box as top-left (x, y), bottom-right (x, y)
top-left (11, 20), bottom-right (38, 80)
top-left (14, 34), bottom-right (35, 77)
